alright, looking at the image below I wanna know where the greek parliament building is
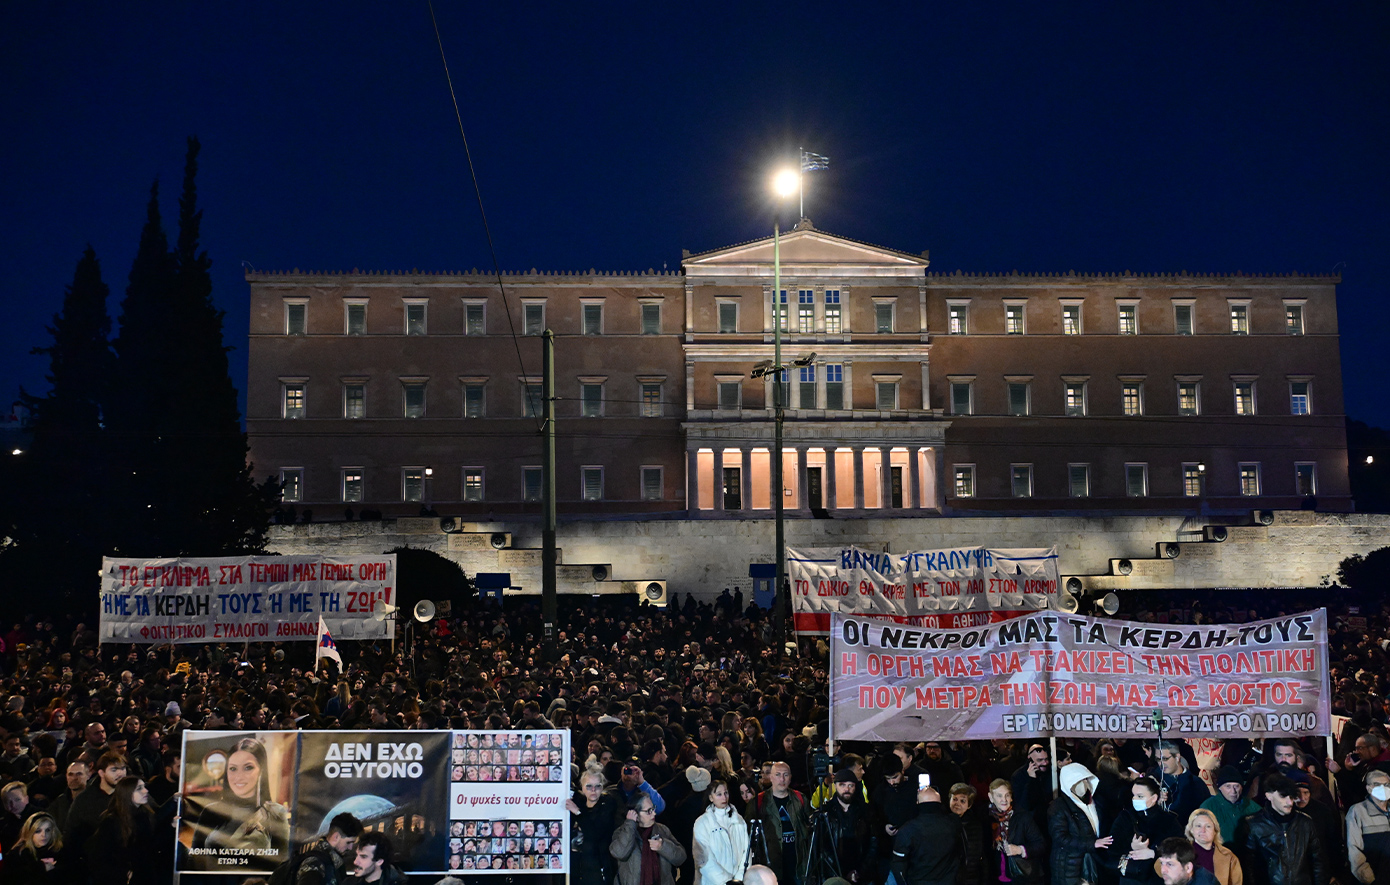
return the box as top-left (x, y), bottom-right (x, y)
top-left (246, 223), bottom-right (1379, 601)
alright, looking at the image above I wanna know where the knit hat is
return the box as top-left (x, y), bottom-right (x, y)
top-left (1214, 766), bottom-right (1244, 787)
top-left (686, 765), bottom-right (712, 792)
top-left (165, 702), bottom-right (181, 717)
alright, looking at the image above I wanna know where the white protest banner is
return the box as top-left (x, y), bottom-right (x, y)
top-left (99, 554), bottom-right (395, 643)
top-left (830, 608), bottom-right (1330, 741)
top-left (789, 545), bottom-right (1060, 634)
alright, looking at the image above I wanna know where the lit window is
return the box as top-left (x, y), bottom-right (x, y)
top-left (1062, 304), bottom-right (1082, 335)
top-left (1008, 382), bottom-right (1030, 416)
top-left (775, 290), bottom-right (788, 331)
top-left (403, 383), bottom-right (426, 418)
top-left (1234, 382), bottom-right (1256, 416)
top-left (875, 302), bottom-right (895, 334)
top-left (641, 303), bottom-right (661, 335)
top-left (824, 290), bottom-right (842, 334)
top-left (1290, 381), bottom-right (1311, 415)
top-left (641, 383), bottom-right (662, 418)
top-left (522, 467), bottom-right (542, 502)
top-left (718, 381), bottom-right (741, 411)
top-left (953, 465), bottom-right (975, 498)
top-left (825, 365), bottom-right (844, 410)
top-left (285, 302), bottom-right (306, 335)
top-left (772, 369), bottom-right (789, 410)
top-left (948, 303), bottom-right (968, 335)
top-left (402, 469), bottom-right (425, 503)
top-left (1125, 463), bottom-right (1148, 497)
top-left (876, 381), bottom-right (898, 411)
top-left (463, 469), bottom-right (484, 502)
top-left (1068, 464), bottom-right (1090, 498)
top-left (280, 468), bottom-right (303, 503)
top-left (1118, 304), bottom-right (1138, 335)
top-left (582, 304), bottom-right (603, 335)
top-left (1005, 304), bottom-right (1025, 335)
top-left (1064, 382), bottom-right (1086, 417)
top-left (580, 383), bottom-right (603, 418)
top-left (283, 384), bottom-right (305, 419)
top-left (345, 302), bottom-right (366, 335)
top-left (641, 466), bottom-right (663, 501)
top-left (1177, 382), bottom-right (1199, 416)
top-left (1286, 304), bottom-right (1304, 336)
top-left (524, 303), bottom-right (545, 336)
top-left (465, 303), bottom-right (485, 336)
top-left (1122, 383), bottom-right (1143, 416)
top-left (524, 383), bottom-right (543, 418)
top-left (951, 382), bottom-right (972, 416)
top-left (1229, 304), bottom-right (1249, 335)
top-left (799, 290), bottom-right (814, 333)
top-left (718, 302), bottom-right (738, 333)
top-left (1295, 463), bottom-right (1317, 496)
top-left (344, 384), bottom-right (365, 419)
top-left (342, 469), bottom-right (364, 503)
top-left (1239, 463), bottom-right (1261, 497)
top-left (1011, 465), bottom-right (1033, 498)
top-left (405, 302), bottom-right (427, 336)
top-left (1174, 303), bottom-right (1194, 336)
top-left (581, 467), bottom-right (603, 501)
top-left (799, 366), bottom-right (816, 409)
top-left (463, 383), bottom-right (485, 418)
top-left (1183, 464), bottom-right (1205, 497)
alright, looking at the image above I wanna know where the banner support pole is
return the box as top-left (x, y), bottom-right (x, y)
top-left (1049, 736), bottom-right (1059, 795)
top-left (1326, 734), bottom-right (1337, 805)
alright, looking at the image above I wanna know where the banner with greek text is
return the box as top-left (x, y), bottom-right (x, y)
top-left (176, 729), bottom-right (566, 877)
top-left (789, 545), bottom-right (1060, 634)
top-left (830, 609), bottom-right (1330, 741)
top-left (99, 555), bottom-right (395, 644)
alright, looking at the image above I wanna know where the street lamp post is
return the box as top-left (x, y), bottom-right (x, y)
top-left (771, 169), bottom-right (798, 649)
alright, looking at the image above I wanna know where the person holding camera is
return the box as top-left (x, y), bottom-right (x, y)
top-left (611, 794), bottom-right (687, 885)
top-left (1109, 777), bottom-right (1183, 885)
top-left (890, 780), bottom-right (965, 885)
top-left (611, 757), bottom-right (667, 818)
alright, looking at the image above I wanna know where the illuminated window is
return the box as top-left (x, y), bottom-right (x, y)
top-left (1229, 303), bottom-right (1249, 335)
top-left (1177, 382), bottom-right (1199, 416)
top-left (824, 290), bottom-right (842, 334)
top-left (1064, 382), bottom-right (1087, 417)
top-left (344, 384), bottom-right (365, 419)
top-left (1005, 304), bottom-right (1025, 335)
top-left (1290, 381), bottom-right (1311, 415)
top-left (402, 469), bottom-right (425, 503)
top-left (948, 302), bottom-right (969, 335)
top-left (1118, 304), bottom-right (1138, 335)
top-left (1062, 304), bottom-right (1082, 335)
top-left (799, 290), bottom-right (814, 333)
top-left (1234, 382), bottom-right (1256, 416)
top-left (342, 469), bottom-right (364, 503)
top-left (280, 468), bottom-right (303, 503)
top-left (775, 290), bottom-right (788, 332)
top-left (1183, 464), bottom-right (1205, 497)
top-left (283, 384), bottom-right (305, 419)
top-left (1286, 303), bottom-right (1304, 336)
top-left (463, 469), bottom-right (484, 502)
top-left (1239, 463), bottom-right (1261, 497)
top-left (953, 465), bottom-right (975, 498)
top-left (1122, 383), bottom-right (1143, 416)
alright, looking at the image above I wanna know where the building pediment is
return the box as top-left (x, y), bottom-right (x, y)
top-left (683, 222), bottom-right (930, 280)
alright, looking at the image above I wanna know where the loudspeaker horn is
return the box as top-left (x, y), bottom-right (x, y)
top-left (413, 599), bottom-right (437, 623)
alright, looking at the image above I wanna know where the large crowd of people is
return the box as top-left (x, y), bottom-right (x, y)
top-left (0, 587), bottom-right (1386, 885)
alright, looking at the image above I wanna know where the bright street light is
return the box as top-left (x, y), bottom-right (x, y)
top-left (773, 168), bottom-right (799, 198)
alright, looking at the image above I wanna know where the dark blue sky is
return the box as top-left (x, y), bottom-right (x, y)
top-left (4, 3), bottom-right (1387, 425)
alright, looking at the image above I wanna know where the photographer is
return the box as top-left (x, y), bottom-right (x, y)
top-left (610, 757), bottom-right (666, 818)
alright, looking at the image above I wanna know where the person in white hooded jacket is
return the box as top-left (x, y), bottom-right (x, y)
top-left (1049, 762), bottom-right (1116, 885)
top-left (693, 778), bottom-right (752, 885)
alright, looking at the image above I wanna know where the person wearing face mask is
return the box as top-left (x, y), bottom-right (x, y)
top-left (1108, 777), bottom-right (1182, 885)
top-left (1346, 769), bottom-right (1390, 885)
top-left (1049, 762), bottom-right (1115, 885)
top-left (1232, 773), bottom-right (1326, 885)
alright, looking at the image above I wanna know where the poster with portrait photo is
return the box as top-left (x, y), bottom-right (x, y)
top-left (448, 730), bottom-right (570, 874)
top-left (294, 731), bottom-right (451, 872)
top-left (177, 730), bottom-right (298, 874)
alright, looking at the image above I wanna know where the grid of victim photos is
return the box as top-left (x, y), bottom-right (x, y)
top-left (446, 819), bottom-right (566, 872)
top-left (449, 731), bottom-right (568, 783)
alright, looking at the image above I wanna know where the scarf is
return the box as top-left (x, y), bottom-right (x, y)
top-left (990, 805), bottom-right (1015, 882)
top-left (639, 824), bottom-right (661, 885)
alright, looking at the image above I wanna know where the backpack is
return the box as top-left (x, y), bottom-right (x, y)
top-left (268, 845), bottom-right (334, 885)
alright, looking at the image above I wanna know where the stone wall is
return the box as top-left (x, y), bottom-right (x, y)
top-left (264, 510), bottom-right (1390, 601)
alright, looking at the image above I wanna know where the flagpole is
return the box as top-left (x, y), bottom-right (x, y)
top-left (797, 147), bottom-right (805, 219)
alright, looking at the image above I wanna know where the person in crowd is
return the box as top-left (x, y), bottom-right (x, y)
top-left (2, 780), bottom-right (35, 848)
top-left (890, 782), bottom-right (964, 885)
top-left (921, 742), bottom-right (965, 796)
top-left (568, 767), bottom-right (620, 885)
top-left (748, 760), bottom-right (810, 885)
top-left (669, 765), bottom-right (713, 885)
top-left (26, 756), bottom-right (63, 808)
top-left (823, 767), bottom-right (870, 883)
top-left (278, 811), bottom-right (363, 885)
top-left (48, 759), bottom-right (88, 832)
top-left (7, 811), bottom-right (64, 884)
top-left (692, 777), bottom-right (751, 885)
top-left (1159, 836), bottom-right (1220, 885)
top-left (951, 782), bottom-right (987, 885)
top-left (984, 778), bottom-right (1046, 885)
top-left (1010, 744), bottom-right (1054, 834)
top-left (1328, 734), bottom-right (1390, 809)
top-left (61, 750), bottom-right (126, 870)
top-left (1, 733), bottom-right (36, 781)
top-left (1202, 767), bottom-right (1260, 850)
top-left (611, 794), bottom-right (687, 885)
top-left (1110, 776), bottom-right (1183, 885)
top-left (1346, 768), bottom-right (1390, 885)
top-left (352, 831), bottom-right (406, 884)
top-left (1051, 762), bottom-right (1114, 885)
top-left (85, 775), bottom-right (157, 885)
top-left (744, 864), bottom-right (779, 885)
top-left (1185, 808), bottom-right (1243, 885)
top-left (1233, 773), bottom-right (1327, 885)
top-left (612, 757), bottom-right (667, 814)
top-left (189, 736), bottom-right (290, 871)
top-left (1290, 773), bottom-right (1345, 884)
top-left (872, 748), bottom-right (924, 884)
top-left (1157, 742), bottom-right (1211, 824)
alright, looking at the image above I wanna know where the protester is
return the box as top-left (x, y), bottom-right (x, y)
top-left (1111, 776), bottom-right (1184, 885)
top-left (2, 780), bottom-right (34, 848)
top-left (611, 794), bottom-right (686, 885)
top-left (1346, 768), bottom-right (1390, 884)
top-left (1160, 836), bottom-right (1221, 885)
top-left (6, 811), bottom-right (64, 884)
top-left (568, 767), bottom-right (620, 885)
top-left (61, 750), bottom-right (126, 870)
top-left (952, 782), bottom-right (988, 885)
top-left (85, 775), bottom-right (157, 885)
top-left (1201, 767), bottom-right (1260, 850)
top-left (1233, 773), bottom-right (1327, 885)
top-left (823, 767), bottom-right (870, 883)
top-left (890, 783), bottom-right (964, 885)
top-left (1010, 744), bottom-right (1054, 833)
top-left (692, 777), bottom-right (751, 885)
top-left (1051, 762), bottom-right (1114, 885)
top-left (1185, 808), bottom-right (1243, 885)
top-left (278, 811), bottom-right (363, 885)
top-left (748, 760), bottom-right (810, 885)
top-left (1157, 742), bottom-right (1211, 824)
top-left (352, 831), bottom-right (406, 884)
top-left (983, 779), bottom-right (1045, 885)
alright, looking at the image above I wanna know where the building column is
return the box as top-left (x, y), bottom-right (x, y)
top-left (741, 447), bottom-right (753, 513)
top-left (842, 359), bottom-right (854, 411)
top-left (713, 446), bottom-right (725, 512)
top-left (826, 448), bottom-right (838, 510)
top-left (853, 448), bottom-right (865, 510)
top-left (881, 446), bottom-right (894, 510)
top-left (920, 360), bottom-right (931, 410)
top-left (908, 446), bottom-right (922, 511)
top-left (797, 447), bottom-right (810, 513)
top-left (687, 448), bottom-right (700, 515)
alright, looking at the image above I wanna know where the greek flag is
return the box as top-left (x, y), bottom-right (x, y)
top-left (316, 616), bottom-right (342, 667)
top-left (801, 149), bottom-right (830, 172)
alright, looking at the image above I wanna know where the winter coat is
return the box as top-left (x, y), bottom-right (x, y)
top-left (693, 804), bottom-right (751, 885)
top-left (1234, 808), bottom-right (1327, 885)
top-left (571, 792), bottom-right (620, 885)
top-left (610, 820), bottom-right (687, 885)
top-left (746, 788), bottom-right (810, 875)
top-left (891, 801), bottom-right (965, 885)
top-left (984, 807), bottom-right (1048, 885)
top-left (85, 809), bottom-right (159, 885)
top-left (1346, 798), bottom-right (1390, 885)
top-left (1107, 805), bottom-right (1182, 885)
top-left (1050, 763), bottom-right (1105, 885)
